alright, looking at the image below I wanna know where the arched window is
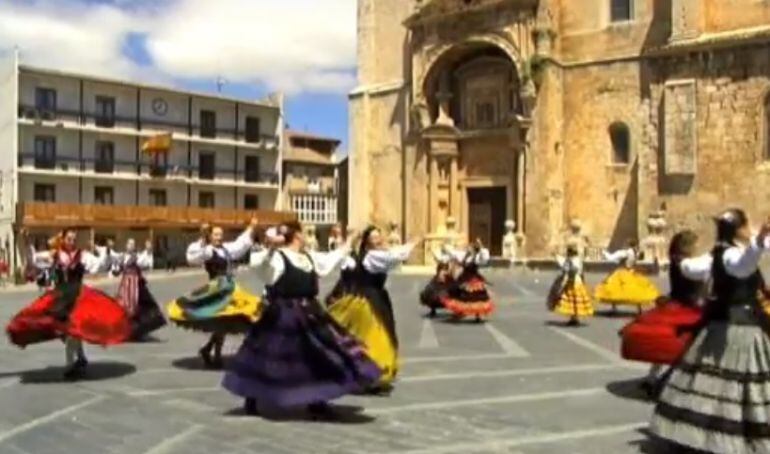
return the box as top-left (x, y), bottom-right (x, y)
top-left (609, 122), bottom-right (631, 164)
top-left (611, 0), bottom-right (633, 22)
top-left (764, 92), bottom-right (770, 160)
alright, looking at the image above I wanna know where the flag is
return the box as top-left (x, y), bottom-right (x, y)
top-left (141, 133), bottom-right (172, 154)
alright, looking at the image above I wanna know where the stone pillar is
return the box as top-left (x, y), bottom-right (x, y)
top-left (428, 156), bottom-right (439, 233)
top-left (449, 157), bottom-right (459, 220)
top-left (516, 148), bottom-right (526, 235)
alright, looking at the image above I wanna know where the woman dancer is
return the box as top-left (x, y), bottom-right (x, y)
top-left (6, 228), bottom-right (131, 379)
top-left (327, 223), bottom-right (344, 251)
top-left (650, 209), bottom-right (770, 452)
top-left (547, 245), bottom-right (593, 326)
top-left (619, 230), bottom-right (704, 397)
top-left (441, 239), bottom-right (494, 322)
top-left (327, 226), bottom-right (418, 390)
top-left (223, 222), bottom-right (381, 417)
top-left (595, 240), bottom-right (660, 314)
top-left (113, 239), bottom-right (166, 341)
top-left (420, 244), bottom-right (454, 318)
top-left (167, 219), bottom-right (261, 368)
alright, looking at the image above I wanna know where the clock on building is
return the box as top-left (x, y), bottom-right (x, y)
top-left (151, 98), bottom-right (168, 116)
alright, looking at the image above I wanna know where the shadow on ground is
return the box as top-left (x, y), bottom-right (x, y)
top-left (0, 361), bottom-right (137, 384)
top-left (225, 403), bottom-right (375, 424)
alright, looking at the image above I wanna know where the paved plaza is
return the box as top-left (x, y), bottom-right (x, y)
top-left (0, 268), bottom-right (674, 454)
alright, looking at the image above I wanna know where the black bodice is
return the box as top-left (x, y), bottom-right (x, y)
top-left (669, 259), bottom-right (705, 306)
top-left (204, 249), bottom-right (230, 279)
top-left (354, 256), bottom-right (387, 290)
top-left (53, 250), bottom-right (85, 284)
top-left (708, 245), bottom-right (761, 320)
top-left (270, 251), bottom-right (319, 299)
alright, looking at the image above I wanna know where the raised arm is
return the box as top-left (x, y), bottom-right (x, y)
top-left (186, 239), bottom-right (212, 266)
top-left (362, 242), bottom-right (417, 273)
top-left (723, 236), bottom-right (766, 278)
top-left (473, 248), bottom-right (491, 266)
top-left (223, 229), bottom-right (255, 260)
top-left (81, 250), bottom-right (107, 274)
top-left (680, 253), bottom-right (713, 282)
top-left (603, 249), bottom-right (630, 264)
top-left (136, 250), bottom-right (154, 270)
top-left (309, 246), bottom-right (351, 277)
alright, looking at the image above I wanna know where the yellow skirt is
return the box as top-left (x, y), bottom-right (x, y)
top-left (167, 279), bottom-right (262, 333)
top-left (594, 268), bottom-right (660, 307)
top-left (555, 281), bottom-right (594, 318)
top-left (327, 294), bottom-right (398, 385)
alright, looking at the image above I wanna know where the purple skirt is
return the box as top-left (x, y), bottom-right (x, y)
top-left (222, 296), bottom-right (382, 408)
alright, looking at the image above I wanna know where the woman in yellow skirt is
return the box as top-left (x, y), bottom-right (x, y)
top-left (548, 245), bottom-right (593, 325)
top-left (326, 226), bottom-right (420, 392)
top-left (595, 240), bottom-right (660, 314)
top-left (167, 220), bottom-right (261, 368)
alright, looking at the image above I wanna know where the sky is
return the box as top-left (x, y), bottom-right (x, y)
top-left (0, 0), bottom-right (356, 149)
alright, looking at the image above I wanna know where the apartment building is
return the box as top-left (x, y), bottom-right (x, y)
top-left (0, 52), bottom-right (294, 271)
top-left (282, 130), bottom-right (342, 246)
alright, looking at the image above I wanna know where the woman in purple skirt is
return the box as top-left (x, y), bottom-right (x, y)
top-left (223, 221), bottom-right (382, 417)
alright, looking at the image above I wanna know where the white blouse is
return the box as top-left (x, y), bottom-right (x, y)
top-left (341, 243), bottom-right (417, 274)
top-left (556, 255), bottom-right (583, 274)
top-left (34, 249), bottom-right (105, 275)
top-left (186, 230), bottom-right (254, 266)
top-left (251, 246), bottom-right (351, 284)
top-left (603, 248), bottom-right (637, 267)
top-left (446, 247), bottom-right (491, 266)
top-left (680, 237), bottom-right (769, 282)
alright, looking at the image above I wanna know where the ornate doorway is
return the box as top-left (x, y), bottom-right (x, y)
top-left (467, 186), bottom-right (506, 256)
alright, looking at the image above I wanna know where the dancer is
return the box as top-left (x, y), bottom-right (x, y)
top-left (223, 222), bottom-right (381, 417)
top-left (326, 226), bottom-right (418, 390)
top-left (113, 239), bottom-right (166, 341)
top-left (420, 244), bottom-right (454, 318)
top-left (327, 223), bottom-right (344, 251)
top-left (167, 219), bottom-right (261, 368)
top-left (6, 228), bottom-right (131, 379)
top-left (650, 209), bottom-right (770, 452)
top-left (547, 245), bottom-right (593, 326)
top-left (595, 240), bottom-right (660, 314)
top-left (441, 239), bottom-right (494, 322)
top-left (619, 230), bottom-right (704, 397)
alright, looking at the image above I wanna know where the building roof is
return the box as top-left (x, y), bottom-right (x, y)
top-left (283, 130), bottom-right (341, 165)
top-left (19, 64), bottom-right (280, 110)
top-left (285, 130), bottom-right (342, 146)
top-left (644, 24), bottom-right (770, 56)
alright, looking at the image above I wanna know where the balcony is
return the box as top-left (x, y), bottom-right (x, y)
top-left (17, 202), bottom-right (296, 229)
top-left (18, 104), bottom-right (80, 124)
top-left (19, 153), bottom-right (138, 175)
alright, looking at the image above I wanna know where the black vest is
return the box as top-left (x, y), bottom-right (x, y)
top-left (270, 250), bottom-right (319, 299)
top-left (709, 245), bottom-right (760, 320)
top-left (53, 250), bottom-right (86, 284)
top-left (204, 248), bottom-right (230, 279)
top-left (669, 259), bottom-right (705, 306)
top-left (354, 254), bottom-right (387, 290)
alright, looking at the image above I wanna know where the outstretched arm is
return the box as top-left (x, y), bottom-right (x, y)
top-left (362, 242), bottom-right (417, 273)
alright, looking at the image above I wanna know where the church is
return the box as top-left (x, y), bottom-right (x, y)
top-left (349, 0), bottom-right (770, 261)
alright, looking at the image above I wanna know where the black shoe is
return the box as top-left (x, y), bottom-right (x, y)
top-left (199, 347), bottom-right (213, 368)
top-left (75, 357), bottom-right (89, 369)
top-left (428, 308), bottom-right (437, 318)
top-left (307, 402), bottom-right (333, 418)
top-left (244, 398), bottom-right (258, 416)
top-left (63, 363), bottom-right (86, 381)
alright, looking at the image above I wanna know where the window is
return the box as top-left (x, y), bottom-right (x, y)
top-left (245, 116), bottom-right (261, 143)
top-left (200, 110), bottom-right (217, 138)
top-left (33, 184), bottom-right (56, 202)
top-left (610, 0), bottom-right (633, 22)
top-left (149, 189), bottom-right (167, 206)
top-left (199, 152), bottom-right (216, 180)
top-left (765, 93), bottom-right (770, 160)
top-left (475, 101), bottom-right (496, 128)
top-left (609, 122), bottom-right (631, 164)
top-left (95, 96), bottom-right (116, 127)
top-left (35, 87), bottom-right (57, 113)
top-left (94, 186), bottom-right (114, 205)
top-left (150, 152), bottom-right (168, 177)
top-left (244, 155), bottom-right (260, 182)
top-left (244, 194), bottom-right (259, 210)
top-left (199, 191), bottom-right (215, 208)
top-left (95, 141), bottom-right (115, 173)
top-left (34, 136), bottom-right (56, 169)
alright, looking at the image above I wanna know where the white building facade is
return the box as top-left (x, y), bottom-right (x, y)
top-left (0, 52), bottom-right (290, 273)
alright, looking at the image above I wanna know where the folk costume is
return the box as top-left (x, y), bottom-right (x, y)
top-left (547, 255), bottom-right (594, 323)
top-left (595, 248), bottom-right (660, 312)
top-left (441, 247), bottom-right (495, 320)
top-left (167, 229), bottom-right (261, 368)
top-left (420, 247), bottom-right (454, 318)
top-left (7, 246), bottom-right (130, 378)
top-left (223, 246), bottom-right (381, 413)
top-left (112, 249), bottom-right (166, 340)
top-left (651, 237), bottom-right (770, 453)
top-left (326, 241), bottom-right (416, 387)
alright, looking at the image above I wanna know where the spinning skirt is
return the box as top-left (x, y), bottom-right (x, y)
top-left (594, 268), bottom-right (660, 307)
top-left (223, 296), bottom-right (382, 408)
top-left (167, 277), bottom-right (261, 334)
top-left (441, 272), bottom-right (495, 318)
top-left (116, 272), bottom-right (166, 339)
top-left (620, 300), bottom-right (702, 365)
top-left (651, 307), bottom-right (770, 453)
top-left (7, 282), bottom-right (130, 347)
top-left (327, 289), bottom-right (399, 384)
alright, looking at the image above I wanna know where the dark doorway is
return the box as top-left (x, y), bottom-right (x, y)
top-left (467, 187), bottom-right (506, 256)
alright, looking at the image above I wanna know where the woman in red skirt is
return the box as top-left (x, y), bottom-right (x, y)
top-left (620, 230), bottom-right (705, 397)
top-left (441, 239), bottom-right (494, 322)
top-left (7, 229), bottom-right (131, 380)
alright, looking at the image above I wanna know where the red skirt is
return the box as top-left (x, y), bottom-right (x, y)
top-left (441, 276), bottom-right (495, 318)
top-left (7, 284), bottom-right (131, 347)
top-left (620, 300), bottom-right (702, 365)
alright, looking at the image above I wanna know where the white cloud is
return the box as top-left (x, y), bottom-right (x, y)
top-left (0, 0), bottom-right (358, 94)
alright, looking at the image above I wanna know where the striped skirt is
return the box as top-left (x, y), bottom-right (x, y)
top-left (651, 306), bottom-right (770, 453)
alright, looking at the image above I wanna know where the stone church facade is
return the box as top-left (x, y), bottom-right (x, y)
top-left (349, 0), bottom-right (770, 261)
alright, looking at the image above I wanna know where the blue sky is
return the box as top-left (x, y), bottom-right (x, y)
top-left (0, 0), bottom-right (355, 149)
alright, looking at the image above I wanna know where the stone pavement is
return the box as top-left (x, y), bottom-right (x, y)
top-left (0, 269), bottom-right (673, 454)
